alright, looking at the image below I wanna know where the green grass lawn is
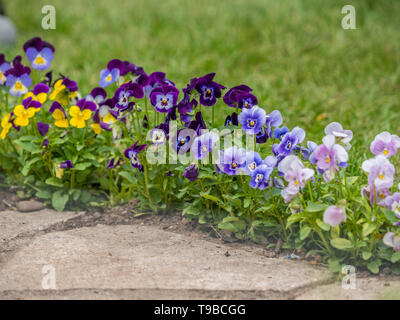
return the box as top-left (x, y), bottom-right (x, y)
top-left (3, 0), bottom-right (400, 151)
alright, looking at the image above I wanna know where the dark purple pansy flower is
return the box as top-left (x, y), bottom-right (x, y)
top-left (113, 81), bottom-right (144, 111)
top-left (224, 112), bottom-right (239, 127)
top-left (41, 138), bottom-right (49, 149)
top-left (193, 73), bottom-right (226, 106)
top-left (249, 164), bottom-right (273, 190)
top-left (187, 112), bottom-right (207, 135)
top-left (32, 83), bottom-right (50, 96)
top-left (87, 87), bottom-right (107, 104)
top-left (0, 54), bottom-right (11, 85)
top-left (99, 59), bottom-right (124, 88)
top-left (223, 85), bottom-right (257, 108)
top-left (150, 85), bottom-right (179, 113)
top-left (60, 160), bottom-right (74, 169)
top-left (61, 76), bottom-right (78, 92)
top-left (120, 61), bottom-right (136, 76)
top-left (5, 56), bottom-right (31, 97)
top-left (182, 164), bottom-right (199, 182)
top-left (23, 37), bottom-right (55, 71)
top-left (106, 158), bottom-right (121, 170)
top-left (124, 141), bottom-right (147, 170)
top-left (171, 128), bottom-right (197, 154)
top-left (37, 122), bottom-right (50, 136)
top-left (144, 71), bottom-right (175, 97)
top-left (21, 96), bottom-right (42, 110)
top-left (75, 98), bottom-right (97, 112)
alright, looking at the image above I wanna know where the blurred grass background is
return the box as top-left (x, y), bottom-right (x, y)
top-left (3, 0), bottom-right (400, 150)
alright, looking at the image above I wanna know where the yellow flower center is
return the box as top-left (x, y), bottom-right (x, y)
top-left (106, 74), bottom-right (112, 82)
top-left (202, 146), bottom-right (207, 153)
top-left (295, 179), bottom-right (299, 186)
top-left (380, 193), bottom-right (386, 199)
top-left (383, 149), bottom-right (389, 156)
top-left (250, 120), bottom-right (255, 127)
top-left (256, 174), bottom-right (263, 182)
top-left (35, 55), bottom-right (45, 65)
top-left (14, 81), bottom-right (23, 90)
top-left (232, 163), bottom-right (237, 169)
top-left (379, 173), bottom-right (384, 180)
top-left (325, 156), bottom-right (330, 163)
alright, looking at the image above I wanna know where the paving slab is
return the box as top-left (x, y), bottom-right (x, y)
top-left (0, 209), bottom-right (80, 243)
top-left (0, 224), bottom-right (333, 298)
top-left (296, 277), bottom-right (400, 300)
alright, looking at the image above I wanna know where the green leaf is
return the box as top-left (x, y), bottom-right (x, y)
top-left (362, 251), bottom-right (372, 261)
top-left (316, 218), bottom-right (330, 231)
top-left (362, 223), bottom-right (377, 237)
top-left (14, 140), bottom-right (38, 153)
top-left (45, 177), bottom-right (64, 187)
top-left (52, 190), bottom-right (69, 212)
top-left (328, 258), bottom-right (342, 273)
top-left (200, 192), bottom-right (221, 204)
top-left (391, 251), bottom-right (400, 263)
top-left (330, 238), bottom-right (353, 250)
top-left (300, 225), bottom-right (312, 240)
top-left (118, 171), bottom-right (136, 184)
top-left (305, 202), bottom-right (329, 213)
top-left (74, 163), bottom-right (92, 171)
top-left (367, 259), bottom-right (381, 274)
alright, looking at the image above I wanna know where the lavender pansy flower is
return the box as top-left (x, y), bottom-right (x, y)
top-left (191, 131), bottom-right (220, 160)
top-left (150, 85), bottom-right (180, 113)
top-left (218, 146), bottom-right (246, 175)
top-left (171, 128), bottom-right (197, 154)
top-left (273, 127), bottom-right (306, 158)
top-left (113, 81), bottom-right (143, 111)
top-left (313, 135), bottom-right (348, 182)
top-left (99, 59), bottom-right (124, 88)
top-left (124, 141), bottom-right (147, 170)
top-left (274, 126), bottom-right (289, 140)
top-left (182, 164), bottom-right (199, 182)
top-left (324, 122), bottom-right (353, 150)
top-left (250, 164), bottom-right (273, 190)
top-left (23, 37), bottom-right (55, 71)
top-left (243, 151), bottom-right (263, 176)
top-left (370, 132), bottom-right (400, 158)
top-left (323, 205), bottom-right (346, 227)
top-left (86, 87), bottom-right (107, 105)
top-left (278, 155), bottom-right (314, 203)
top-left (383, 232), bottom-right (400, 251)
top-left (238, 105), bottom-right (267, 135)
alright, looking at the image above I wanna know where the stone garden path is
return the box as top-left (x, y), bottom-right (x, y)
top-left (0, 208), bottom-right (399, 300)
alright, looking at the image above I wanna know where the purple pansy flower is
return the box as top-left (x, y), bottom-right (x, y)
top-left (99, 59), bottom-right (124, 88)
top-left (187, 112), bottom-right (207, 135)
top-left (313, 135), bottom-right (348, 182)
top-left (60, 160), bottom-right (74, 169)
top-left (223, 85), bottom-right (257, 109)
top-left (278, 155), bottom-right (314, 203)
top-left (273, 127), bottom-right (306, 159)
top-left (193, 73), bottom-right (226, 106)
top-left (243, 151), bottom-right (263, 176)
top-left (75, 98), bottom-right (97, 112)
top-left (5, 56), bottom-right (31, 97)
top-left (124, 141), bottom-right (147, 170)
top-left (323, 206), bottom-right (346, 227)
top-left (238, 105), bottom-right (267, 135)
top-left (150, 85), bottom-right (180, 113)
top-left (37, 122), bottom-right (49, 136)
top-left (218, 146), bottom-right (246, 175)
top-left (325, 122), bottom-right (353, 150)
top-left (370, 132), bottom-right (400, 158)
top-left (171, 128), bottom-right (197, 155)
top-left (0, 54), bottom-right (11, 85)
top-left (23, 37), bottom-right (55, 71)
top-left (144, 72), bottom-right (175, 98)
top-left (249, 164), bottom-right (273, 190)
top-left (274, 126), bottom-right (289, 140)
top-left (191, 131), bottom-right (220, 160)
top-left (86, 87), bottom-right (107, 105)
top-left (113, 81), bottom-right (144, 111)
top-left (383, 232), bottom-right (400, 251)
top-left (224, 112), bottom-right (239, 127)
top-left (182, 164), bottom-right (199, 182)
top-left (362, 155), bottom-right (395, 204)
top-left (150, 124), bottom-right (168, 145)
top-left (106, 158), bottom-right (121, 170)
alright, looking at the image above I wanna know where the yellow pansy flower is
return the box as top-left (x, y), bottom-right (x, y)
top-left (0, 113), bottom-right (12, 140)
top-left (24, 91), bottom-right (48, 105)
top-left (13, 105), bottom-right (36, 127)
top-left (69, 106), bottom-right (91, 128)
top-left (49, 79), bottom-right (78, 106)
top-left (90, 123), bottom-right (101, 134)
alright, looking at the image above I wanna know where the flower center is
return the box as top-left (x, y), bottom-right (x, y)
top-left (205, 89), bottom-right (212, 98)
top-left (295, 179), bottom-right (299, 186)
top-left (232, 162), bottom-right (237, 169)
top-left (202, 146), bottom-right (207, 154)
top-left (249, 162), bottom-right (256, 170)
top-left (286, 141), bottom-right (292, 150)
top-left (106, 74), bottom-right (112, 82)
top-left (35, 55), bottom-right (45, 65)
top-left (14, 81), bottom-right (23, 91)
top-left (179, 139), bottom-right (185, 146)
top-left (249, 120), bottom-right (255, 127)
top-left (383, 149), bottom-right (389, 156)
top-left (256, 174), bottom-right (263, 182)
top-left (244, 101), bottom-right (249, 108)
top-left (325, 156), bottom-right (330, 163)
top-left (379, 173), bottom-right (384, 179)
top-left (379, 193), bottom-right (386, 199)
top-left (161, 98), bottom-right (168, 106)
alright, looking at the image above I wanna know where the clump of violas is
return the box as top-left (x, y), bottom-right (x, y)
top-left (1, 37), bottom-right (400, 274)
